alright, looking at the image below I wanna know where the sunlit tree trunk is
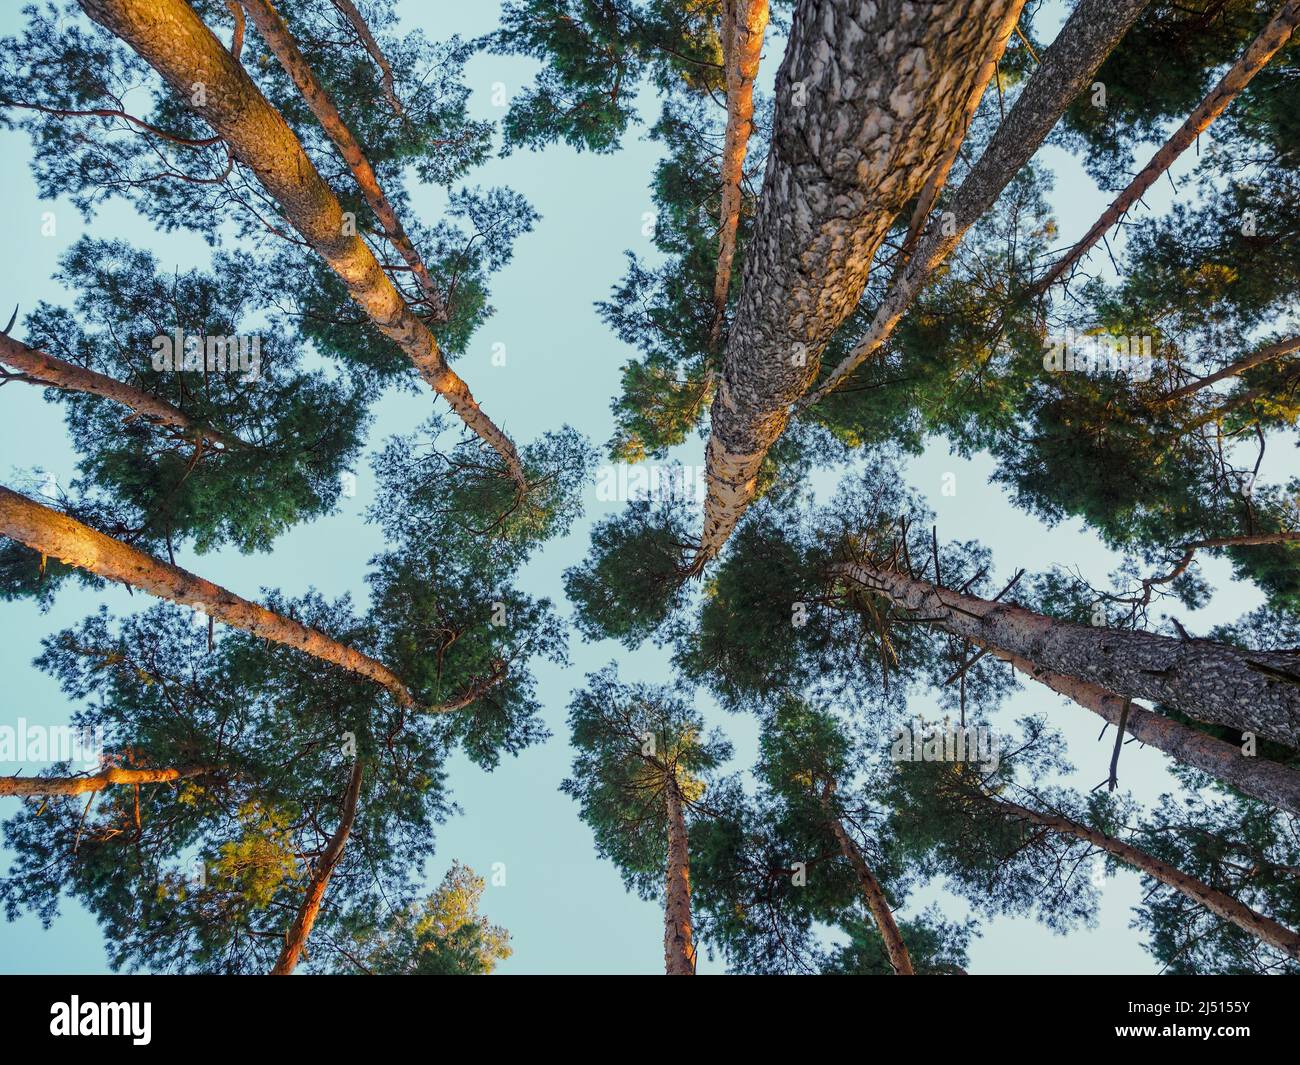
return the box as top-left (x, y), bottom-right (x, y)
top-left (0, 765), bottom-right (215, 797)
top-left (709, 0), bottom-right (768, 348)
top-left (990, 795), bottom-right (1300, 960)
top-left (0, 333), bottom-right (245, 451)
top-left (1034, 0), bottom-right (1300, 294)
top-left (834, 559), bottom-right (1300, 747)
top-left (78, 0), bottom-right (525, 486)
top-left (805, 0), bottom-right (1152, 405)
top-left (663, 777), bottom-right (696, 975)
top-left (0, 486), bottom-right (419, 708)
top-left (270, 760), bottom-right (364, 975)
top-left (692, 0), bottom-right (1026, 568)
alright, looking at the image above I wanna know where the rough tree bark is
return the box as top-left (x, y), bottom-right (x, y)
top-left (982, 644), bottom-right (1300, 816)
top-left (834, 558), bottom-right (1300, 747)
top-left (663, 776), bottom-right (696, 975)
top-left (709, 0), bottom-right (769, 348)
top-left (1033, 0), bottom-right (1300, 294)
top-left (0, 486), bottom-right (419, 707)
top-left (270, 759), bottom-right (364, 975)
top-left (820, 788), bottom-right (914, 974)
top-left (691, 0), bottom-right (1027, 569)
top-left (78, 0), bottom-right (525, 487)
top-left (240, 0), bottom-right (444, 317)
top-left (0, 765), bottom-right (215, 797)
top-left (804, 0), bottom-right (1152, 406)
top-left (991, 795), bottom-right (1300, 960)
top-left (1161, 335), bottom-right (1300, 404)
top-left (0, 333), bottom-right (246, 451)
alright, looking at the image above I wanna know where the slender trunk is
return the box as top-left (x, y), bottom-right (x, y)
top-left (240, 0), bottom-right (442, 317)
top-left (1183, 532), bottom-right (1300, 549)
top-left (0, 765), bottom-right (215, 797)
top-left (0, 486), bottom-right (418, 708)
top-left (78, 0), bottom-right (524, 487)
top-left (0, 333), bottom-right (245, 451)
top-left (709, 0), bottom-right (768, 348)
top-left (663, 778), bottom-right (696, 975)
top-left (1034, 0), bottom-right (1300, 294)
top-left (692, 0), bottom-right (1027, 569)
top-left (329, 0), bottom-right (402, 115)
top-left (984, 644), bottom-right (1300, 817)
top-left (270, 760), bottom-right (364, 975)
top-left (804, 0), bottom-right (1152, 406)
top-left (821, 800), bottom-right (914, 974)
top-left (1161, 335), bottom-right (1300, 404)
top-left (834, 559), bottom-right (1300, 747)
top-left (991, 795), bottom-right (1300, 959)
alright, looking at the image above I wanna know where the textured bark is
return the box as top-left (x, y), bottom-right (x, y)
top-left (270, 760), bottom-right (364, 975)
top-left (1183, 532), bottom-right (1300, 549)
top-left (1034, 0), bottom-right (1300, 294)
top-left (822, 800), bottom-right (914, 974)
top-left (0, 486), bottom-right (418, 708)
top-left (240, 0), bottom-right (443, 316)
top-left (1161, 335), bottom-right (1300, 404)
top-left (0, 332), bottom-right (246, 451)
top-left (805, 0), bottom-right (1152, 405)
top-left (329, 0), bottom-right (402, 115)
top-left (992, 796), bottom-right (1300, 959)
top-left (984, 645), bottom-right (1300, 817)
top-left (0, 765), bottom-right (215, 797)
top-left (835, 560), bottom-right (1300, 747)
top-left (78, 0), bottom-right (524, 486)
top-left (663, 779), bottom-right (696, 975)
top-left (692, 0), bottom-right (1027, 568)
top-left (709, 0), bottom-right (769, 348)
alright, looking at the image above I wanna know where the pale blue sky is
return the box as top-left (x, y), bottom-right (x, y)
top-left (0, 1), bottom-right (1288, 974)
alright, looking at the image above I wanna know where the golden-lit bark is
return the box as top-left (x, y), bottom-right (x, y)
top-left (0, 332), bottom-right (245, 451)
top-left (0, 765), bottom-right (215, 797)
top-left (270, 760), bottom-right (364, 975)
top-left (78, 0), bottom-right (524, 487)
top-left (663, 778), bottom-right (696, 975)
top-left (1035, 0), bottom-right (1300, 294)
top-left (709, 0), bottom-right (768, 349)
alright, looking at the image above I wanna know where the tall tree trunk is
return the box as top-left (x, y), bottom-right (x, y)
top-left (709, 0), bottom-right (769, 348)
top-left (0, 765), bottom-right (215, 797)
top-left (0, 486), bottom-right (419, 708)
top-left (270, 759), bottom-right (364, 975)
top-left (834, 558), bottom-right (1300, 747)
top-left (78, 0), bottom-right (525, 487)
top-left (820, 791), bottom-right (914, 974)
top-left (990, 795), bottom-right (1300, 960)
top-left (0, 333), bottom-right (246, 451)
top-left (329, 0), bottom-right (403, 115)
top-left (1034, 0), bottom-right (1300, 294)
top-left (692, 0), bottom-right (1027, 569)
top-left (1161, 335), bottom-right (1300, 404)
top-left (663, 778), bottom-right (696, 975)
top-left (240, 0), bottom-right (443, 317)
top-left (983, 644), bottom-right (1300, 816)
top-left (804, 0), bottom-right (1152, 406)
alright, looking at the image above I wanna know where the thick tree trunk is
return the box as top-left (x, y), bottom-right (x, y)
top-left (991, 795), bottom-right (1300, 960)
top-left (0, 486), bottom-right (418, 708)
top-left (984, 644), bottom-right (1300, 816)
top-left (834, 559), bottom-right (1300, 747)
top-left (804, 0), bottom-right (1152, 406)
top-left (270, 760), bottom-right (364, 975)
top-left (1034, 0), bottom-right (1300, 294)
top-left (709, 0), bottom-right (769, 348)
top-left (691, 0), bottom-right (1027, 568)
top-left (0, 765), bottom-right (215, 797)
top-left (0, 333), bottom-right (245, 451)
top-left (663, 779), bottom-right (696, 975)
top-left (78, 0), bottom-right (524, 486)
top-left (240, 0), bottom-right (442, 316)
top-left (822, 802), bottom-right (914, 974)
top-left (1161, 335), bottom-right (1300, 404)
